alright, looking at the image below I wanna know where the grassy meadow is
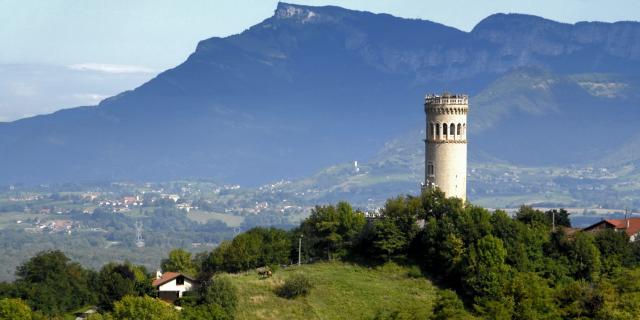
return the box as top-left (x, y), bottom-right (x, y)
top-left (228, 261), bottom-right (468, 320)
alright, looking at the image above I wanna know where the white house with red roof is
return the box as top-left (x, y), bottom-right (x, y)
top-left (152, 271), bottom-right (198, 302)
top-left (583, 217), bottom-right (640, 241)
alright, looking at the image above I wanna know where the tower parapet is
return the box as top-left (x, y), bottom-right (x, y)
top-left (424, 92), bottom-right (468, 201)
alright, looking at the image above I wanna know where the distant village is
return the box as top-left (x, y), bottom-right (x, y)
top-left (0, 181), bottom-right (314, 238)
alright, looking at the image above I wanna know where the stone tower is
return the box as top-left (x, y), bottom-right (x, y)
top-left (424, 92), bottom-right (468, 201)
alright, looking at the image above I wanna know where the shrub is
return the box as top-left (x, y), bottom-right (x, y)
top-left (202, 275), bottom-right (238, 316)
top-left (430, 289), bottom-right (468, 320)
top-left (111, 296), bottom-right (178, 320)
top-left (372, 309), bottom-right (420, 320)
top-left (174, 291), bottom-right (199, 307)
top-left (181, 303), bottom-right (230, 320)
top-left (277, 273), bottom-right (313, 299)
top-left (0, 298), bottom-right (32, 320)
top-left (407, 265), bottom-right (423, 278)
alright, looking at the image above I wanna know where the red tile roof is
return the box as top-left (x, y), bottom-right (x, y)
top-left (584, 217), bottom-right (640, 237)
top-left (152, 272), bottom-right (196, 287)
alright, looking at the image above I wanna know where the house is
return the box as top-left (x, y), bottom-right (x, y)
top-left (175, 203), bottom-right (194, 212)
top-left (152, 271), bottom-right (198, 303)
top-left (583, 217), bottom-right (640, 241)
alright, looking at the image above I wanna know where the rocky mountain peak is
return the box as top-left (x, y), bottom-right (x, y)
top-left (274, 2), bottom-right (321, 23)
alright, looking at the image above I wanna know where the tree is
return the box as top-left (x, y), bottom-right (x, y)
top-left (111, 296), bottom-right (178, 320)
top-left (379, 196), bottom-right (422, 241)
top-left (545, 209), bottom-right (571, 228)
top-left (461, 235), bottom-right (510, 299)
top-left (206, 227), bottom-right (292, 273)
top-left (420, 188), bottom-right (456, 220)
top-left (504, 272), bottom-right (559, 320)
top-left (556, 279), bottom-right (609, 319)
top-left (0, 298), bottom-right (32, 320)
top-left (94, 262), bottom-right (153, 310)
top-left (301, 202), bottom-right (365, 260)
top-left (371, 218), bottom-right (407, 261)
top-left (202, 241), bottom-right (232, 275)
top-left (515, 206), bottom-right (549, 228)
top-left (570, 232), bottom-right (601, 281)
top-left (161, 249), bottom-right (198, 276)
top-left (595, 228), bottom-right (633, 274)
top-left (200, 275), bottom-right (238, 316)
top-left (14, 250), bottom-right (95, 315)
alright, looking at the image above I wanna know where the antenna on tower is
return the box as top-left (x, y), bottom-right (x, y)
top-left (135, 221), bottom-right (145, 248)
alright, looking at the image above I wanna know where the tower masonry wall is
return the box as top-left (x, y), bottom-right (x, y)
top-left (424, 94), bottom-right (468, 201)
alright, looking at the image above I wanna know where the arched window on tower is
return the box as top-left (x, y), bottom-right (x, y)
top-left (435, 123), bottom-right (440, 137)
top-left (457, 123), bottom-right (461, 136)
top-left (430, 123), bottom-right (435, 139)
top-left (450, 124), bottom-right (455, 138)
top-left (443, 123), bottom-right (448, 136)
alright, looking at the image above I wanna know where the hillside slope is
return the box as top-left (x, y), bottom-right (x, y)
top-left (229, 262), bottom-right (470, 320)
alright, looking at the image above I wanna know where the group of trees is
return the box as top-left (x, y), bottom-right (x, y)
top-left (3, 188), bottom-right (640, 319)
top-left (0, 249), bottom-right (238, 319)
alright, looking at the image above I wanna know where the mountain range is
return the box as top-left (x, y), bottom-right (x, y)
top-left (1, 2), bottom-right (639, 186)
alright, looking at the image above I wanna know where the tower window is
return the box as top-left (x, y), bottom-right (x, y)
top-left (428, 163), bottom-right (434, 176)
top-left (457, 123), bottom-right (461, 135)
top-left (450, 124), bottom-right (455, 136)
top-left (430, 123), bottom-right (435, 138)
top-left (443, 123), bottom-right (448, 135)
top-left (436, 123), bottom-right (440, 136)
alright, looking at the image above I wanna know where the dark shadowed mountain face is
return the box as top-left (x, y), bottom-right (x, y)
top-left (0, 3), bottom-right (639, 185)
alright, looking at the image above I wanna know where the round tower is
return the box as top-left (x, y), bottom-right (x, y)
top-left (424, 92), bottom-right (468, 201)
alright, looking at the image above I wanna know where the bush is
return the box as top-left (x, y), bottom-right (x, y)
top-left (0, 298), bottom-right (33, 320)
top-left (430, 289), bottom-right (467, 320)
top-left (407, 265), bottom-right (423, 278)
top-left (201, 275), bottom-right (238, 316)
top-left (372, 309), bottom-right (421, 320)
top-left (276, 273), bottom-right (313, 299)
top-left (111, 296), bottom-right (178, 320)
top-left (181, 304), bottom-right (230, 320)
top-left (174, 291), bottom-right (199, 307)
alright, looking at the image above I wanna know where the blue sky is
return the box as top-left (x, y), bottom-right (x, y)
top-left (1, 0), bottom-right (639, 121)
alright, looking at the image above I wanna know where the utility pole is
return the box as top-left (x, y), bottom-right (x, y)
top-left (552, 210), bottom-right (555, 232)
top-left (298, 234), bottom-right (304, 266)
top-left (135, 221), bottom-right (144, 248)
top-left (626, 208), bottom-right (630, 229)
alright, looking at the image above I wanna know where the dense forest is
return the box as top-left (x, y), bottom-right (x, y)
top-left (2, 189), bottom-right (640, 319)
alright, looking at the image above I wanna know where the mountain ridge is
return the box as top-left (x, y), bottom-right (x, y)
top-left (0, 2), bottom-right (638, 185)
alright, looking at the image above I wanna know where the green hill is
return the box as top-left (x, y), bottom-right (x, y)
top-left (227, 261), bottom-right (472, 320)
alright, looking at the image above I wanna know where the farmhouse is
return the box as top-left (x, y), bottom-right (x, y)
top-left (583, 217), bottom-right (640, 241)
top-left (152, 271), bottom-right (198, 302)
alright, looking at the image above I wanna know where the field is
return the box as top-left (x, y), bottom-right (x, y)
top-left (0, 212), bottom-right (41, 229)
top-left (228, 261), bottom-right (467, 320)
top-left (186, 210), bottom-right (244, 227)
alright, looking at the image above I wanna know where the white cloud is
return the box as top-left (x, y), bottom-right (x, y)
top-left (71, 93), bottom-right (109, 104)
top-left (68, 63), bottom-right (156, 74)
top-left (9, 82), bottom-right (37, 97)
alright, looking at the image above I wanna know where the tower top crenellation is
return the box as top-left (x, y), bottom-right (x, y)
top-left (425, 93), bottom-right (468, 106)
